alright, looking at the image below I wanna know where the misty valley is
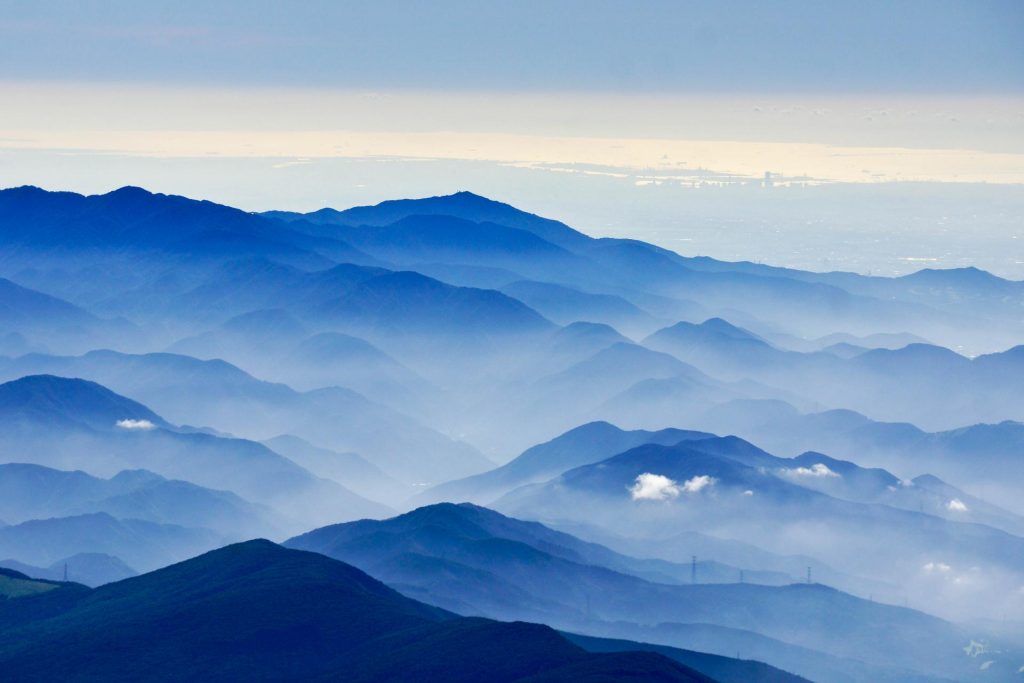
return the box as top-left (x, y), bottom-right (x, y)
top-left (1, 185), bottom-right (1023, 683)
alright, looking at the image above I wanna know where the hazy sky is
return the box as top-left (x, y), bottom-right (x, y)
top-left (2, 0), bottom-right (1022, 93)
top-left (0, 1), bottom-right (1022, 276)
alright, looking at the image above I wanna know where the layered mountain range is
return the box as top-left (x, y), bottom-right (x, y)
top-left (2, 185), bottom-right (1022, 681)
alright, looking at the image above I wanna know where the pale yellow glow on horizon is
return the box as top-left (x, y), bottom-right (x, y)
top-left (2, 82), bottom-right (1022, 186)
top-left (3, 128), bottom-right (1023, 185)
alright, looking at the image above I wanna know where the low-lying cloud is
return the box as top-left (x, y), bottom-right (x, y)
top-left (629, 473), bottom-right (717, 501)
top-left (116, 418), bottom-right (156, 430)
top-left (682, 474), bottom-right (716, 493)
top-left (946, 498), bottom-right (969, 512)
top-left (786, 463), bottom-right (840, 478)
top-left (923, 561), bottom-right (953, 573)
top-left (629, 473), bottom-right (680, 501)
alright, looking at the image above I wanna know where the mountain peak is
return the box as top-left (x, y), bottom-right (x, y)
top-left (904, 265), bottom-right (1009, 286)
top-left (446, 190), bottom-right (495, 201)
top-left (105, 185), bottom-right (154, 198)
top-left (394, 501), bottom-right (494, 525)
top-left (1, 184), bottom-right (50, 196)
top-left (699, 317), bottom-right (762, 340)
top-left (282, 190), bottom-right (591, 248)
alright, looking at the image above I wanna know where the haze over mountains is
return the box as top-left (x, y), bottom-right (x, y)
top-left (287, 503), bottom-right (1023, 683)
top-left (2, 185), bottom-right (1023, 681)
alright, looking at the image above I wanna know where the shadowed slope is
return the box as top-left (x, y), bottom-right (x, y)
top-left (0, 540), bottom-right (713, 683)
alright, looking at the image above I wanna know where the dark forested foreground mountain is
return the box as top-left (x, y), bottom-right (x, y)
top-left (2, 185), bottom-right (1024, 681)
top-left (0, 540), bottom-right (758, 683)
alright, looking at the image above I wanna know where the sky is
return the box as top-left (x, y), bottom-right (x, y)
top-left (2, 1), bottom-right (1021, 93)
top-left (1, 0), bottom-right (1022, 276)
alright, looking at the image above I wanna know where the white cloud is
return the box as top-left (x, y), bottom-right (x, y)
top-left (629, 473), bottom-right (718, 501)
top-left (682, 475), bottom-right (717, 493)
top-left (743, 489), bottom-right (754, 496)
top-left (629, 473), bottom-right (681, 501)
top-left (787, 463), bottom-right (840, 478)
top-left (923, 561), bottom-right (952, 573)
top-left (947, 498), bottom-right (969, 512)
top-left (116, 418), bottom-right (156, 430)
